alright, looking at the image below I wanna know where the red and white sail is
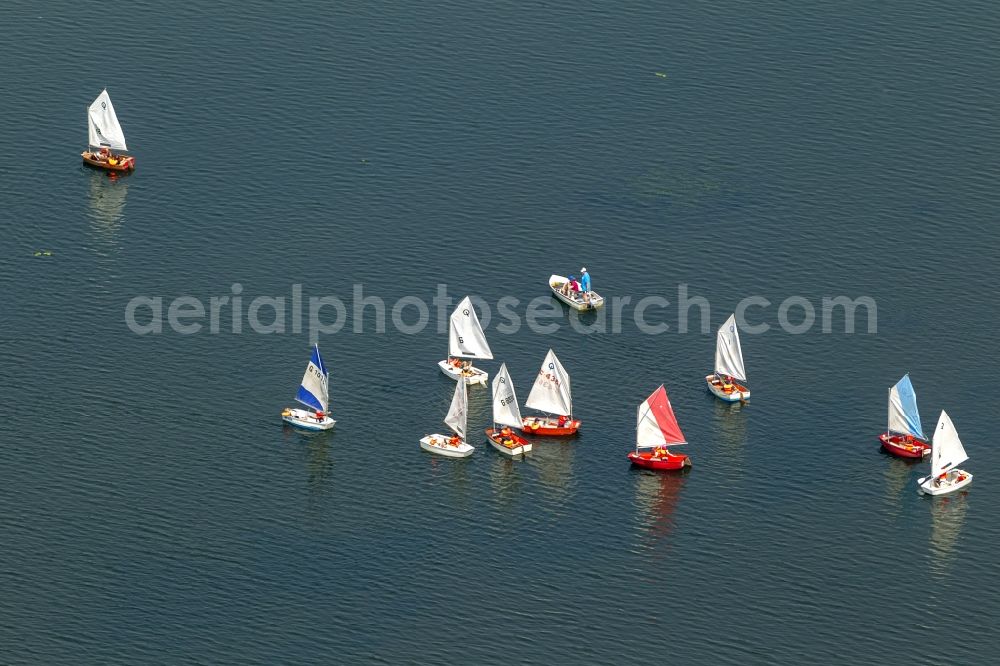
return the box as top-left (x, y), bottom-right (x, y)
top-left (636, 385), bottom-right (686, 449)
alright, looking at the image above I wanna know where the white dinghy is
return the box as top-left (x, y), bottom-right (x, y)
top-left (281, 344), bottom-right (336, 430)
top-left (486, 363), bottom-right (532, 457)
top-left (918, 411), bottom-right (973, 496)
top-left (438, 296), bottom-right (493, 385)
top-left (706, 313), bottom-right (750, 402)
top-left (420, 375), bottom-right (475, 458)
top-left (549, 274), bottom-right (604, 311)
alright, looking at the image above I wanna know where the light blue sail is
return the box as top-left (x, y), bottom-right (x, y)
top-left (295, 344), bottom-right (330, 413)
top-left (888, 374), bottom-right (924, 440)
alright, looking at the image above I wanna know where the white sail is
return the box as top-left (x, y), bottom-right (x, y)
top-left (88, 89), bottom-right (128, 151)
top-left (930, 410), bottom-right (969, 478)
top-left (525, 349), bottom-right (572, 416)
top-left (636, 402), bottom-right (668, 449)
top-left (491, 363), bottom-right (523, 429)
top-left (444, 376), bottom-right (468, 439)
top-left (714, 313), bottom-right (746, 382)
top-left (448, 296), bottom-right (493, 360)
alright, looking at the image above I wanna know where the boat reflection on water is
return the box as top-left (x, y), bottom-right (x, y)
top-left (880, 452), bottom-right (918, 515)
top-left (712, 397), bottom-right (748, 472)
top-left (529, 438), bottom-right (576, 505)
top-left (489, 450), bottom-right (524, 508)
top-left (87, 169), bottom-right (129, 243)
top-left (929, 492), bottom-right (968, 575)
top-left (304, 435), bottom-right (334, 494)
top-left (633, 468), bottom-right (688, 544)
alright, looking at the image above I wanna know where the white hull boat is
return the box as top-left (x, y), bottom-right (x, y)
top-left (549, 274), bottom-right (604, 311)
top-left (705, 374), bottom-right (749, 402)
top-left (489, 437), bottom-right (532, 456)
top-left (438, 359), bottom-right (489, 385)
top-left (919, 469), bottom-right (973, 496)
top-left (708, 314), bottom-right (750, 402)
top-left (420, 434), bottom-right (475, 458)
top-left (918, 411), bottom-right (972, 496)
top-left (440, 296), bottom-right (493, 384)
top-left (282, 344), bottom-right (336, 431)
top-left (282, 408), bottom-right (336, 431)
top-left (487, 364), bottom-right (532, 457)
top-left (422, 371), bottom-right (474, 458)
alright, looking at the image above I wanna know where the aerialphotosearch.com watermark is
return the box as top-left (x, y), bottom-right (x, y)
top-left (124, 283), bottom-right (877, 342)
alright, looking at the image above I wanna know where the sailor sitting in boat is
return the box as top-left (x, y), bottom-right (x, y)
top-left (557, 414), bottom-right (568, 427)
top-left (499, 426), bottom-right (514, 446)
top-left (448, 435), bottom-right (462, 447)
top-left (712, 373), bottom-right (734, 391)
top-left (653, 446), bottom-right (668, 459)
top-left (560, 275), bottom-right (582, 299)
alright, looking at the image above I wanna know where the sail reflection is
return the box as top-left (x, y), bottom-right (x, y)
top-left (304, 435), bottom-right (334, 493)
top-left (489, 450), bottom-right (523, 507)
top-left (634, 469), bottom-right (688, 543)
top-left (881, 454), bottom-right (918, 514)
top-left (531, 439), bottom-right (576, 505)
top-left (929, 493), bottom-right (968, 575)
top-left (86, 170), bottom-right (129, 239)
top-left (712, 398), bottom-right (748, 474)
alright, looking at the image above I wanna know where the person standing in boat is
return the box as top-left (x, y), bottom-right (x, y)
top-left (580, 268), bottom-right (592, 304)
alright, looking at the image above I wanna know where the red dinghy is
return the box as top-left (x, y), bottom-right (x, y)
top-left (879, 374), bottom-right (930, 459)
top-left (520, 349), bottom-right (581, 436)
top-left (879, 433), bottom-right (930, 459)
top-left (522, 415), bottom-right (581, 436)
top-left (628, 385), bottom-right (691, 471)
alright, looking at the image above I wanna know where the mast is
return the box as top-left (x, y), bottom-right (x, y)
top-left (885, 386), bottom-right (892, 442)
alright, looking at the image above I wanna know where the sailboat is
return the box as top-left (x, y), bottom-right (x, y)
top-left (485, 363), bottom-right (532, 456)
top-left (81, 89), bottom-right (136, 172)
top-left (879, 374), bottom-right (931, 458)
top-left (706, 313), bottom-right (749, 402)
top-left (420, 376), bottom-right (475, 457)
top-left (627, 385), bottom-right (691, 471)
top-left (438, 296), bottom-right (492, 385)
top-left (281, 344), bottom-right (336, 430)
top-left (918, 411), bottom-right (973, 495)
top-left (520, 349), bottom-right (581, 435)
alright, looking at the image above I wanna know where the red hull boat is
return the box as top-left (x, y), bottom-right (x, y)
top-left (879, 433), bottom-right (930, 458)
top-left (628, 450), bottom-right (690, 471)
top-left (520, 416), bottom-right (580, 436)
top-left (630, 385), bottom-right (691, 472)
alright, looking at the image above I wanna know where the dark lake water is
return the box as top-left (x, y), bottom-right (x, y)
top-left (2, 1), bottom-right (999, 663)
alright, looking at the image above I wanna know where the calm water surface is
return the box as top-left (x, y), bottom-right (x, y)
top-left (1, 1), bottom-right (999, 663)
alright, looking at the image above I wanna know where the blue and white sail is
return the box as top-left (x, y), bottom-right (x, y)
top-left (887, 374), bottom-right (924, 439)
top-left (295, 344), bottom-right (330, 413)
